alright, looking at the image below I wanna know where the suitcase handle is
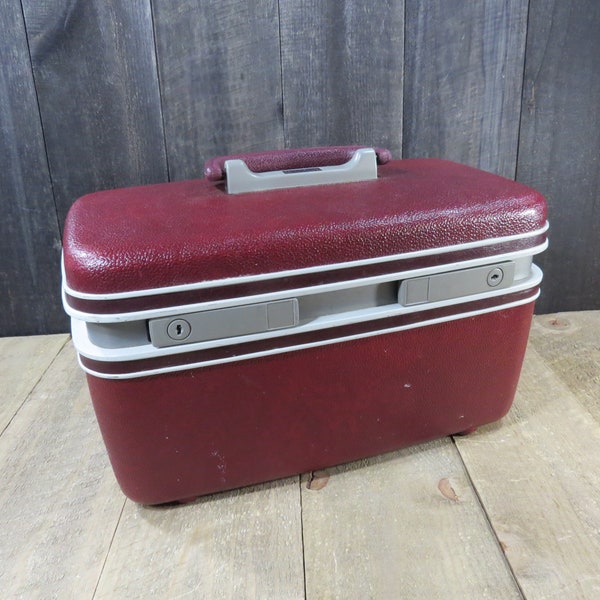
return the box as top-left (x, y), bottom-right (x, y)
top-left (205, 146), bottom-right (391, 181)
top-left (204, 146), bottom-right (391, 195)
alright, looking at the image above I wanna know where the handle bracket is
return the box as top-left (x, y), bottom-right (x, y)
top-left (224, 148), bottom-right (378, 195)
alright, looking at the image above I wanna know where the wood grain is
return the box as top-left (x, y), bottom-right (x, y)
top-left (1, 0), bottom-right (599, 334)
top-left (0, 334), bottom-right (68, 434)
top-left (454, 339), bottom-right (600, 598)
top-left (516, 0), bottom-right (600, 314)
top-left (1, 314), bottom-right (600, 597)
top-left (279, 0), bottom-right (404, 156)
top-left (0, 341), bottom-right (124, 598)
top-left (301, 440), bottom-right (521, 599)
top-left (403, 0), bottom-right (529, 178)
top-left (0, 1), bottom-right (66, 336)
top-left (152, 0), bottom-right (284, 181)
top-left (20, 0), bottom-right (168, 228)
top-left (529, 311), bottom-right (600, 423)
top-left (94, 479), bottom-right (305, 599)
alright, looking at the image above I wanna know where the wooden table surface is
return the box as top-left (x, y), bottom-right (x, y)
top-left (1, 311), bottom-right (599, 599)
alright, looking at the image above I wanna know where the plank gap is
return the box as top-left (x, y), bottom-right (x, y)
top-left (298, 474), bottom-right (308, 600)
top-left (276, 0), bottom-right (287, 150)
top-left (300, 440), bottom-right (521, 598)
top-left (147, 0), bottom-right (172, 182)
top-left (0, 340), bottom-right (126, 596)
top-left (92, 499), bottom-right (128, 600)
top-left (16, 0), bottom-right (62, 237)
top-left (454, 335), bottom-right (600, 597)
top-left (451, 436), bottom-right (526, 600)
top-left (0, 335), bottom-right (69, 438)
top-left (513, 0), bottom-right (533, 183)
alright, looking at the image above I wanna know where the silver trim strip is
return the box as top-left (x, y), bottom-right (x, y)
top-left (73, 263), bottom-right (542, 361)
top-left (62, 221), bottom-right (549, 301)
top-left (64, 241), bottom-right (547, 323)
top-left (77, 291), bottom-right (540, 380)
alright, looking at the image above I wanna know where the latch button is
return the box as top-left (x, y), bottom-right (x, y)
top-left (399, 262), bottom-right (515, 306)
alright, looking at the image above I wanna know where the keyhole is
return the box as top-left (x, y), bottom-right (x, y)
top-left (486, 267), bottom-right (504, 287)
top-left (167, 319), bottom-right (191, 340)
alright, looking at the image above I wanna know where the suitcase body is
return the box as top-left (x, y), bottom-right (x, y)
top-left (62, 147), bottom-right (547, 504)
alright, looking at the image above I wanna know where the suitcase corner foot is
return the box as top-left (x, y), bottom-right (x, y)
top-left (454, 426), bottom-right (478, 436)
top-left (177, 496), bottom-right (199, 504)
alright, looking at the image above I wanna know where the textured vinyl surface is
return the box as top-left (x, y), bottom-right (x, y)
top-left (63, 158), bottom-right (547, 297)
top-left (87, 301), bottom-right (534, 504)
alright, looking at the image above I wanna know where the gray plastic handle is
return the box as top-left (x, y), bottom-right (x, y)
top-left (224, 148), bottom-right (378, 194)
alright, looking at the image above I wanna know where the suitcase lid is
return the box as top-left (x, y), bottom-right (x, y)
top-left (62, 147), bottom-right (547, 319)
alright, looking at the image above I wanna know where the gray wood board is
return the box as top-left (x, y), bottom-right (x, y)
top-left (0, 1), bottom-right (66, 335)
top-left (94, 479), bottom-right (305, 599)
top-left (279, 0), bottom-right (404, 156)
top-left (2, 314), bottom-right (600, 596)
top-left (516, 0), bottom-right (600, 313)
top-left (20, 0), bottom-right (168, 228)
top-left (0, 341), bottom-right (126, 598)
top-left (301, 443), bottom-right (522, 599)
top-left (530, 312), bottom-right (600, 422)
top-left (403, 0), bottom-right (529, 178)
top-left (0, 334), bottom-right (68, 434)
top-left (455, 341), bottom-right (600, 598)
top-left (152, 0), bottom-right (284, 181)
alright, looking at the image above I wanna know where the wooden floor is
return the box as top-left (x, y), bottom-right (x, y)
top-left (1, 311), bottom-right (599, 599)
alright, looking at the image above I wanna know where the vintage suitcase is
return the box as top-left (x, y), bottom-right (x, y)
top-left (62, 146), bottom-right (548, 504)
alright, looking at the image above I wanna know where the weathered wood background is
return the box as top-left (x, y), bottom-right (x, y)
top-left (1, 0), bottom-right (598, 336)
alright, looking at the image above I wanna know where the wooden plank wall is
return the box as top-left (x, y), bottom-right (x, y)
top-left (403, 0), bottom-right (529, 179)
top-left (0, 2), bottom-right (64, 336)
top-left (1, 0), bottom-right (598, 336)
top-left (279, 1), bottom-right (404, 154)
top-left (516, 0), bottom-right (600, 313)
top-left (152, 0), bottom-right (284, 181)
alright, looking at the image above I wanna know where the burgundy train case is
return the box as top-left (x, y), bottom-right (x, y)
top-left (62, 147), bottom-right (548, 504)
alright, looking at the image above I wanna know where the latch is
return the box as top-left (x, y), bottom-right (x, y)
top-left (398, 262), bottom-right (515, 306)
top-left (149, 298), bottom-right (299, 348)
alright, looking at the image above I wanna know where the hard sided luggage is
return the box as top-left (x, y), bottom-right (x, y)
top-left (62, 147), bottom-right (548, 504)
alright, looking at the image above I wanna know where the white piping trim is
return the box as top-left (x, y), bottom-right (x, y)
top-left (64, 240), bottom-right (548, 323)
top-left (78, 291), bottom-right (540, 379)
top-left (62, 222), bottom-right (549, 301)
top-left (72, 264), bottom-right (542, 361)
